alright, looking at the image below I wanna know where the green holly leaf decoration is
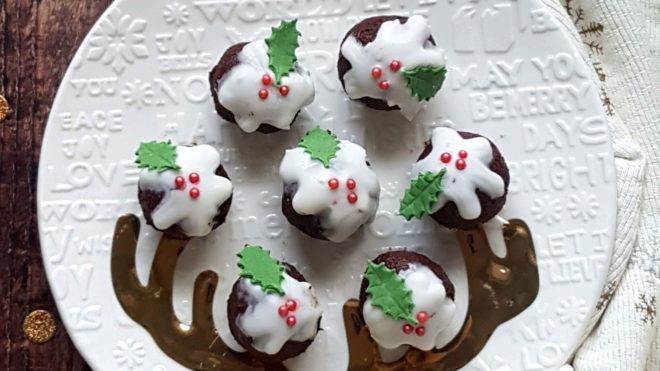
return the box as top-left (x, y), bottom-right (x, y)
top-left (399, 169), bottom-right (447, 221)
top-left (266, 19), bottom-right (301, 85)
top-left (237, 245), bottom-right (285, 296)
top-left (298, 126), bottom-right (340, 168)
top-left (365, 261), bottom-right (417, 324)
top-left (402, 65), bottom-right (447, 101)
top-left (135, 141), bottom-right (180, 172)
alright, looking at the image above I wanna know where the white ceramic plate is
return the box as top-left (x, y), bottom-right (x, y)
top-left (37, 0), bottom-right (616, 370)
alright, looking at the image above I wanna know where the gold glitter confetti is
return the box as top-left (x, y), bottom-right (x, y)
top-left (0, 95), bottom-right (9, 123)
top-left (23, 310), bottom-right (56, 343)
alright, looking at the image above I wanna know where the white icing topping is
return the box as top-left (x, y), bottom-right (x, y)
top-left (411, 127), bottom-right (506, 220)
top-left (340, 15), bottom-right (446, 120)
top-left (363, 264), bottom-right (456, 350)
top-left (217, 40), bottom-right (315, 133)
top-left (138, 145), bottom-right (233, 237)
top-left (279, 140), bottom-right (380, 242)
top-left (237, 273), bottom-right (322, 355)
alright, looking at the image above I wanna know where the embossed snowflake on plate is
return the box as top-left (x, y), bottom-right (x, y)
top-left (556, 296), bottom-right (588, 328)
top-left (121, 79), bottom-right (154, 109)
top-left (112, 338), bottom-right (147, 370)
top-left (567, 191), bottom-right (599, 221)
top-left (530, 195), bottom-right (563, 226)
top-left (87, 7), bottom-right (149, 75)
top-left (163, 2), bottom-right (190, 27)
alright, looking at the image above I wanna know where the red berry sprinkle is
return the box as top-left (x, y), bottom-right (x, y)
top-left (259, 89), bottom-right (269, 100)
top-left (262, 74), bottom-right (272, 86)
top-left (189, 172), bottom-right (200, 184)
top-left (175, 176), bottom-right (186, 190)
top-left (286, 299), bottom-right (297, 311)
top-left (279, 86), bottom-right (290, 97)
top-left (328, 178), bottom-right (339, 190)
top-left (286, 316), bottom-right (296, 327)
top-left (189, 187), bottom-right (200, 199)
top-left (347, 192), bottom-right (358, 204)
top-left (416, 326), bottom-right (426, 336)
top-left (346, 178), bottom-right (356, 190)
top-left (459, 150), bottom-right (468, 159)
top-left (456, 159), bottom-right (466, 171)
top-left (278, 305), bottom-right (289, 317)
top-left (390, 60), bottom-right (402, 72)
top-left (440, 152), bottom-right (452, 164)
top-left (416, 311), bottom-right (429, 324)
top-left (402, 324), bottom-right (414, 334)
top-left (371, 67), bottom-right (382, 78)
top-left (379, 80), bottom-right (390, 90)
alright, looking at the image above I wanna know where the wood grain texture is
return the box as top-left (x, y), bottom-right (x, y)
top-left (0, 1), bottom-right (112, 369)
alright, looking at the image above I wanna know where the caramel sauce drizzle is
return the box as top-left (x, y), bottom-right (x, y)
top-left (343, 219), bottom-right (539, 370)
top-left (111, 216), bottom-right (538, 370)
top-left (111, 215), bottom-right (265, 370)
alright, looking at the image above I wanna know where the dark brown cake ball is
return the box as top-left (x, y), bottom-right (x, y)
top-left (279, 127), bottom-right (380, 243)
top-left (281, 182), bottom-right (327, 241)
top-left (337, 15), bottom-right (447, 120)
top-left (135, 142), bottom-right (233, 239)
top-left (227, 245), bottom-right (322, 364)
top-left (400, 127), bottom-right (509, 230)
top-left (209, 20), bottom-right (315, 134)
top-left (358, 250), bottom-right (456, 351)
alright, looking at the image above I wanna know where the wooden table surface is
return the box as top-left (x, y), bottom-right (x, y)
top-left (1, 1), bottom-right (114, 369)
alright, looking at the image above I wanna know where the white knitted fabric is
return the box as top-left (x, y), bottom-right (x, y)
top-left (543, 0), bottom-right (660, 370)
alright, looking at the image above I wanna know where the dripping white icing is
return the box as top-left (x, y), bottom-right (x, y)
top-left (237, 273), bottom-right (322, 355)
top-left (411, 127), bottom-right (506, 220)
top-left (483, 215), bottom-right (509, 258)
top-left (340, 15), bottom-right (446, 120)
top-left (279, 140), bottom-right (380, 243)
top-left (138, 145), bottom-right (233, 237)
top-left (217, 40), bottom-right (315, 133)
top-left (363, 264), bottom-right (456, 351)
top-left (378, 345), bottom-right (410, 363)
